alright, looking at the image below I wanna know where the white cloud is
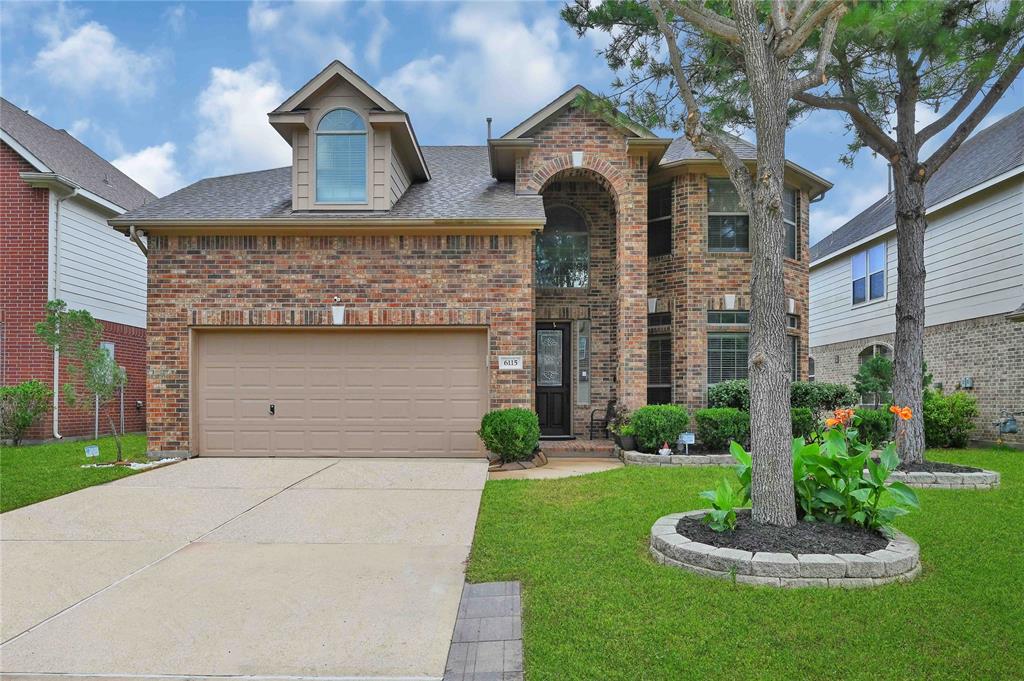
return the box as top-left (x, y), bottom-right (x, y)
top-left (810, 154), bottom-right (890, 245)
top-left (361, 2), bottom-right (391, 68)
top-left (163, 4), bottom-right (189, 34)
top-left (34, 21), bottom-right (157, 101)
top-left (380, 3), bottom-right (574, 143)
top-left (191, 61), bottom-right (292, 176)
top-left (248, 1), bottom-right (355, 67)
top-left (68, 118), bottom-right (92, 138)
top-left (113, 142), bottom-right (185, 197)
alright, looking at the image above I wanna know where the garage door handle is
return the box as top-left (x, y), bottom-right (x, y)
top-left (269, 403), bottom-right (275, 415)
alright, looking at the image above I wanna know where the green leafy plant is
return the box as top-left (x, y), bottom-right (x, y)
top-left (478, 408), bottom-right (541, 463)
top-left (699, 477), bottom-right (743, 532)
top-left (791, 407), bottom-right (817, 443)
top-left (631, 404), bottom-right (689, 452)
top-left (706, 380), bottom-right (750, 411)
top-left (924, 389), bottom-right (978, 448)
top-left (694, 407), bottom-right (749, 451)
top-left (710, 379), bottom-right (858, 415)
top-left (0, 380), bottom-right (52, 445)
top-left (854, 355), bottom-right (893, 408)
top-left (619, 423), bottom-right (635, 437)
top-left (35, 301), bottom-right (128, 461)
top-left (853, 408), bottom-right (894, 448)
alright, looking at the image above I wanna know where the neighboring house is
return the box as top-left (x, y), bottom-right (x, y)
top-left (1, 98), bottom-right (154, 440)
top-left (111, 61), bottom-right (829, 458)
top-left (809, 106), bottom-right (1024, 447)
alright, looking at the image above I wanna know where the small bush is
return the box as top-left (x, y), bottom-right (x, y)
top-left (706, 380), bottom-right (750, 410)
top-left (478, 408), bottom-right (540, 463)
top-left (631, 404), bottom-right (690, 452)
top-left (0, 380), bottom-right (52, 446)
top-left (791, 407), bottom-right (816, 442)
top-left (924, 390), bottom-right (978, 448)
top-left (853, 408), bottom-right (894, 448)
top-left (695, 407), bottom-right (750, 451)
top-left (813, 383), bottom-right (860, 411)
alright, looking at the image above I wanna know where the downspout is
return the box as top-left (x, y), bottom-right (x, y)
top-left (129, 225), bottom-right (148, 256)
top-left (50, 187), bottom-right (78, 440)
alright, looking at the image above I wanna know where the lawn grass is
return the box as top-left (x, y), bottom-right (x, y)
top-left (0, 434), bottom-right (149, 513)
top-left (468, 448), bottom-right (1024, 680)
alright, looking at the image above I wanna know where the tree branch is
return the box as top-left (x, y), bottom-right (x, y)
top-left (664, 0), bottom-right (742, 44)
top-left (778, 0), bottom-right (846, 57)
top-left (924, 45), bottom-right (1024, 175)
top-left (794, 92), bottom-right (900, 158)
top-left (789, 0), bottom-right (817, 29)
top-left (651, 0), bottom-right (754, 204)
top-left (789, 3), bottom-right (846, 93)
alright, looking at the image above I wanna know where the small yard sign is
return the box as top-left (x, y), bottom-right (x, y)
top-left (679, 432), bottom-right (695, 445)
top-left (498, 355), bottom-right (523, 371)
top-left (84, 445), bottom-right (100, 458)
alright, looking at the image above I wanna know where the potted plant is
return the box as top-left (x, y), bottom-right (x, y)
top-left (619, 423), bottom-right (637, 451)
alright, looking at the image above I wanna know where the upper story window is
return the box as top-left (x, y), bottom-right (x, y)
top-left (536, 205), bottom-right (589, 288)
top-left (852, 242), bottom-right (886, 304)
top-left (648, 184), bottom-right (672, 257)
top-left (783, 187), bottom-right (798, 259)
top-left (708, 178), bottom-right (748, 252)
top-left (316, 108), bottom-right (367, 204)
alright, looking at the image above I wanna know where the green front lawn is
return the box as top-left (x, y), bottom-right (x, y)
top-left (468, 448), bottom-right (1023, 680)
top-left (0, 434), bottom-right (149, 513)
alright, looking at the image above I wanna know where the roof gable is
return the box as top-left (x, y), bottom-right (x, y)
top-left (272, 60), bottom-right (399, 114)
top-left (500, 85), bottom-right (657, 140)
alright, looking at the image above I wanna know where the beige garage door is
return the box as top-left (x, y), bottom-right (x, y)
top-left (196, 329), bottom-right (488, 457)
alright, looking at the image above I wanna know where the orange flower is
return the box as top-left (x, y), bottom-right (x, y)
top-left (889, 405), bottom-right (900, 415)
top-left (899, 406), bottom-right (913, 421)
top-left (825, 418), bottom-right (839, 428)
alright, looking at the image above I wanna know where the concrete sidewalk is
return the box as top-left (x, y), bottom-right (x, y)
top-left (1, 457), bottom-right (488, 680)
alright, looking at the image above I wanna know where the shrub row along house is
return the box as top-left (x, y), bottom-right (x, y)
top-left (809, 106), bottom-right (1024, 447)
top-left (1, 98), bottom-right (153, 440)
top-left (108, 61), bottom-right (830, 459)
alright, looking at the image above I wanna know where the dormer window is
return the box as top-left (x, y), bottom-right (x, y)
top-left (316, 108), bottom-right (367, 203)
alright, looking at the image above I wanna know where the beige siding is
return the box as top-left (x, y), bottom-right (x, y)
top-left (389, 145), bottom-right (411, 207)
top-left (293, 128), bottom-right (310, 206)
top-left (373, 128), bottom-right (388, 207)
top-left (810, 178), bottom-right (1024, 347)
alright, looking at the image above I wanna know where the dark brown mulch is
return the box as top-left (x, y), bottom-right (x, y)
top-left (896, 460), bottom-right (982, 473)
top-left (676, 510), bottom-right (888, 555)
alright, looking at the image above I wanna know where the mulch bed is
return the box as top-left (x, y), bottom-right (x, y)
top-left (676, 510), bottom-right (888, 555)
top-left (896, 460), bottom-right (982, 473)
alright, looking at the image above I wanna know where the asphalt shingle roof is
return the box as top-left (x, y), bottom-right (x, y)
top-left (1, 97), bottom-right (155, 210)
top-left (811, 106), bottom-right (1024, 263)
top-left (661, 133), bottom-right (757, 164)
top-left (115, 146), bottom-right (545, 223)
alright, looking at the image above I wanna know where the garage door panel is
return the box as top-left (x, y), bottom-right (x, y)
top-left (197, 330), bottom-right (487, 457)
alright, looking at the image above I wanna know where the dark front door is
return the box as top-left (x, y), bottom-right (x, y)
top-left (536, 322), bottom-right (572, 437)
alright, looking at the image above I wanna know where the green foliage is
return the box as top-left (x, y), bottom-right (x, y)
top-left (706, 380), bottom-right (749, 411)
top-left (478, 408), bottom-right (540, 463)
top-left (619, 423), bottom-right (635, 437)
top-left (924, 390), bottom-right (979, 448)
top-left (708, 380), bottom-right (858, 414)
top-left (853, 355), bottom-right (893, 408)
top-left (854, 408), bottom-right (895, 448)
top-left (694, 407), bottom-right (749, 452)
top-left (631, 404), bottom-right (690, 453)
top-left (810, 382), bottom-right (861, 411)
top-left (699, 477), bottom-right (741, 532)
top-left (791, 407), bottom-right (817, 442)
top-left (0, 380), bottom-right (52, 446)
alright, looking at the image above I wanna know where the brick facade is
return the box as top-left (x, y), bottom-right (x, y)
top-left (811, 313), bottom-right (1024, 447)
top-left (146, 234), bottom-right (534, 455)
top-left (1, 141), bottom-right (146, 440)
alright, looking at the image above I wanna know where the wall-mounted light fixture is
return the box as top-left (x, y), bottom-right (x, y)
top-left (960, 376), bottom-right (974, 390)
top-left (331, 296), bottom-right (346, 325)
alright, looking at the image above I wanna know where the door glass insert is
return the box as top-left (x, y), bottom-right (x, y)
top-left (537, 330), bottom-right (563, 387)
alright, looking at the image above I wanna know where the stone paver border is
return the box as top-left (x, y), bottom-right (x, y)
top-left (444, 581), bottom-right (523, 681)
top-left (622, 450), bottom-right (734, 467)
top-left (649, 510), bottom-right (921, 588)
top-left (882, 468), bottom-right (999, 489)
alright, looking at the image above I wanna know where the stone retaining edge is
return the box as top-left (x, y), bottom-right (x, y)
top-left (622, 451), bottom-right (734, 467)
top-left (883, 468), bottom-right (1000, 489)
top-left (649, 511), bottom-right (921, 588)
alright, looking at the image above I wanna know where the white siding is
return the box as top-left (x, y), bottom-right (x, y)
top-left (55, 196), bottom-right (146, 328)
top-left (810, 178), bottom-right (1024, 347)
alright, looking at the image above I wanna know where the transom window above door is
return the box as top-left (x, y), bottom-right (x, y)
top-left (536, 205), bottom-right (589, 288)
top-left (852, 242), bottom-right (886, 304)
top-left (316, 108), bottom-right (367, 204)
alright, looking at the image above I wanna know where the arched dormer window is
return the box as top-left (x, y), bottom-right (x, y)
top-left (316, 108), bottom-right (367, 203)
top-left (536, 205), bottom-right (589, 288)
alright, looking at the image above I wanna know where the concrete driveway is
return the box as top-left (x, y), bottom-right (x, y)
top-left (0, 457), bottom-right (487, 680)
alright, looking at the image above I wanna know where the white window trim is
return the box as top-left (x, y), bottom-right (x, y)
top-left (851, 241), bottom-right (887, 307)
top-left (783, 187), bottom-right (798, 261)
top-left (313, 107), bottom-right (370, 207)
top-left (707, 179), bottom-right (749, 253)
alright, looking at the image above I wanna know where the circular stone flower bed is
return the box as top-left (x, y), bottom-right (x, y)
top-left (866, 461), bottom-right (1000, 489)
top-left (622, 450), bottom-right (734, 467)
top-left (650, 510), bottom-right (921, 588)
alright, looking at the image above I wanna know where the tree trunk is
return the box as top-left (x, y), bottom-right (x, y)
top-left (739, 20), bottom-right (797, 527)
top-left (107, 413), bottom-right (123, 462)
top-left (891, 170), bottom-right (927, 464)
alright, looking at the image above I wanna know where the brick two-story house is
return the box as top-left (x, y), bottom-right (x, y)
top-left (111, 62), bottom-right (830, 458)
top-left (2, 98), bottom-right (153, 440)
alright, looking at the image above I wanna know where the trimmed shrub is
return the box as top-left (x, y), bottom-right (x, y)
top-left (924, 390), bottom-right (978, 448)
top-left (0, 380), bottom-right (52, 446)
top-left (478, 408), bottom-right (540, 463)
top-left (695, 408), bottom-right (749, 451)
top-left (853, 408), bottom-right (894, 448)
top-left (706, 380), bottom-right (749, 410)
top-left (631, 404), bottom-right (690, 452)
top-left (813, 383), bottom-right (860, 411)
top-left (791, 407), bottom-right (816, 442)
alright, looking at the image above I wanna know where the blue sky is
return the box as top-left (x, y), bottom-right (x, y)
top-left (2, 1), bottom-right (1021, 244)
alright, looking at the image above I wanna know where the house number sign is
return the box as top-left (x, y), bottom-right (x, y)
top-left (498, 355), bottom-right (523, 371)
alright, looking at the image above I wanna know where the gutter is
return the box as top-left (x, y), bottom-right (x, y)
top-left (50, 185), bottom-right (79, 440)
top-left (129, 225), bottom-right (148, 256)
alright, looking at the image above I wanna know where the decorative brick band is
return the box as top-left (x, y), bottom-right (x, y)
top-left (189, 307), bottom-right (489, 327)
top-left (649, 511), bottom-right (921, 588)
top-left (622, 451), bottom-right (734, 467)
top-left (883, 468), bottom-right (1000, 490)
